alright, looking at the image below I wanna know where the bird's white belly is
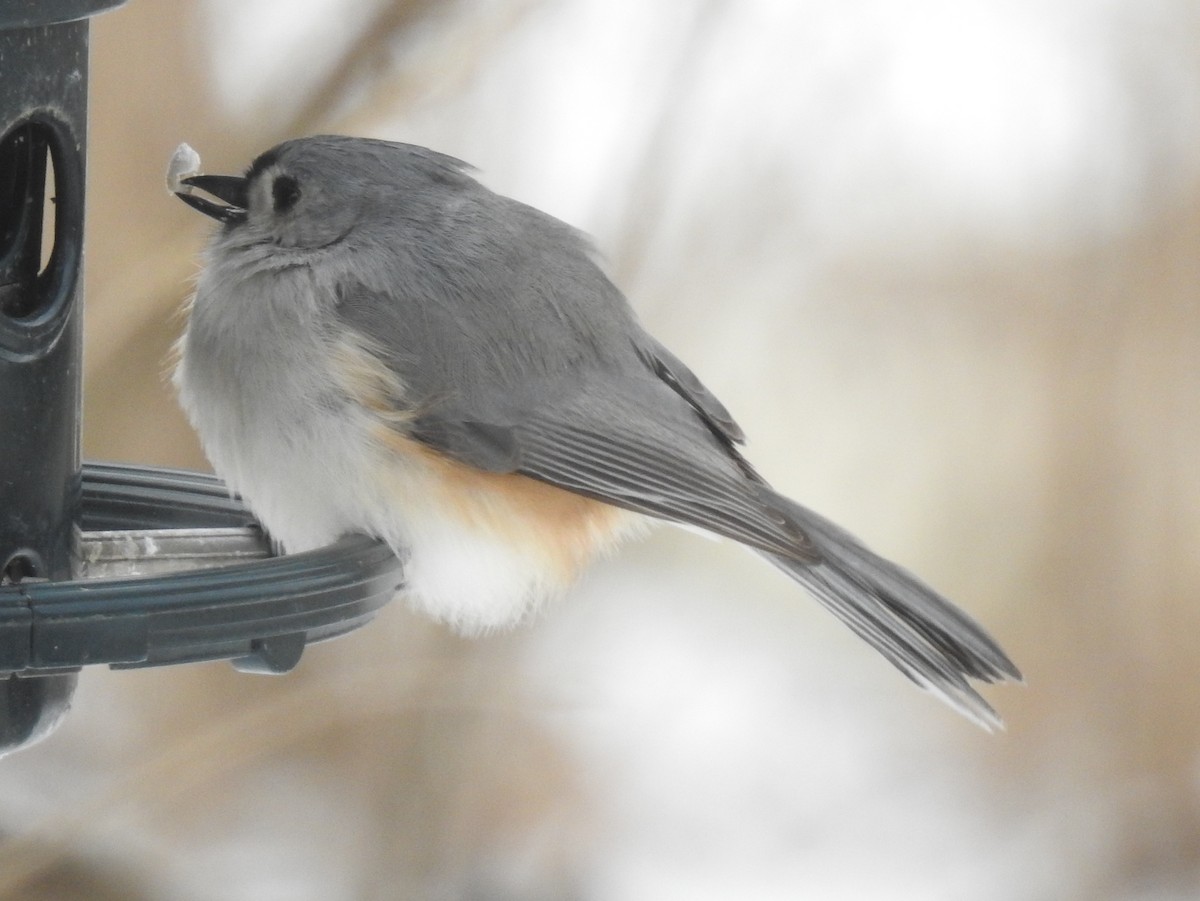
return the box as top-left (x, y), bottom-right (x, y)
top-left (175, 308), bottom-right (642, 635)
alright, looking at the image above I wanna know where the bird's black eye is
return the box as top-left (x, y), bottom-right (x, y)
top-left (272, 175), bottom-right (301, 213)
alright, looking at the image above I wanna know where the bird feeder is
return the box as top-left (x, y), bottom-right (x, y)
top-left (0, 0), bottom-right (402, 755)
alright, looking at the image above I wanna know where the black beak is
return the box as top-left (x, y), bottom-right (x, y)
top-left (175, 174), bottom-right (248, 224)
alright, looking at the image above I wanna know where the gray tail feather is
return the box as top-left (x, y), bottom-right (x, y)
top-left (762, 492), bottom-right (1021, 730)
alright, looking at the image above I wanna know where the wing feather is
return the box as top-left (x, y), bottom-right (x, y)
top-left (331, 251), bottom-right (1016, 723)
top-left (512, 412), bottom-right (817, 559)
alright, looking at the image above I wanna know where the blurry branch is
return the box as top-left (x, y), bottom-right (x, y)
top-left (289, 0), bottom-right (543, 138)
top-left (287, 0), bottom-right (447, 136)
top-left (605, 0), bottom-right (727, 286)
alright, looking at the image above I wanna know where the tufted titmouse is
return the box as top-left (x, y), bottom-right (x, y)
top-left (170, 136), bottom-right (1019, 726)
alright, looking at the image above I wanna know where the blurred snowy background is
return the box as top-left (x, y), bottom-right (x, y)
top-left (2, 0), bottom-right (1200, 897)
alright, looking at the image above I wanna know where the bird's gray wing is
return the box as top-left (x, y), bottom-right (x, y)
top-left (334, 266), bottom-right (1018, 726)
top-left (407, 372), bottom-right (819, 562)
top-left (332, 251), bottom-right (811, 559)
top-left (405, 367), bottom-right (1019, 727)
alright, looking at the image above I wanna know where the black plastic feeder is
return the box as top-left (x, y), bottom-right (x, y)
top-left (0, 1), bottom-right (403, 755)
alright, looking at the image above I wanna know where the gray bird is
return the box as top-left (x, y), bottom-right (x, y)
top-left (173, 136), bottom-right (1020, 727)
